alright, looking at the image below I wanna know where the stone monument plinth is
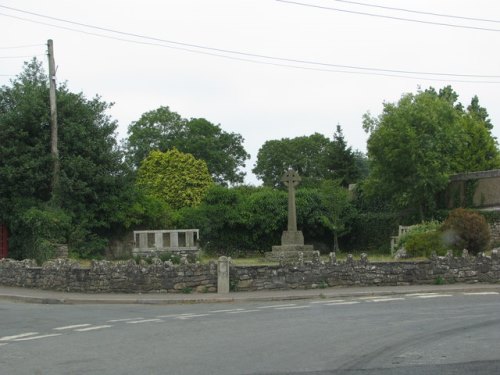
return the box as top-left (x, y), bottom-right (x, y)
top-left (266, 168), bottom-right (316, 262)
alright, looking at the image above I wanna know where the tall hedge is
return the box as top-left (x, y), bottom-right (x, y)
top-left (341, 212), bottom-right (400, 253)
top-left (175, 184), bottom-right (353, 256)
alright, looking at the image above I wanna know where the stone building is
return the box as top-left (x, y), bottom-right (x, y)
top-left (446, 169), bottom-right (500, 209)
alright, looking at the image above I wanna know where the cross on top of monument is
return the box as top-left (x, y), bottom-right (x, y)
top-left (281, 168), bottom-right (301, 233)
top-left (281, 168), bottom-right (301, 187)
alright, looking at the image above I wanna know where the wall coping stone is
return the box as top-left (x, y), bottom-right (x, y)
top-left (449, 169), bottom-right (500, 181)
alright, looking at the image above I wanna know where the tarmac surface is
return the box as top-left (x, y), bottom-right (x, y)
top-left (1, 282), bottom-right (499, 305)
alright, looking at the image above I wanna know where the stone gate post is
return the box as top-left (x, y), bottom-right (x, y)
top-left (217, 256), bottom-right (230, 294)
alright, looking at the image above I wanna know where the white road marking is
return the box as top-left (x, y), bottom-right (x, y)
top-left (226, 309), bottom-right (260, 314)
top-left (156, 314), bottom-right (190, 318)
top-left (463, 292), bottom-right (499, 296)
top-left (310, 300), bottom-right (344, 304)
top-left (210, 308), bottom-right (244, 313)
top-left (415, 294), bottom-right (452, 299)
top-left (257, 304), bottom-right (297, 309)
top-left (75, 325), bottom-right (112, 332)
top-left (275, 305), bottom-right (310, 310)
top-left (326, 301), bottom-right (360, 306)
top-left (368, 298), bottom-right (405, 303)
top-left (175, 314), bottom-right (210, 320)
top-left (0, 332), bottom-right (38, 341)
top-left (14, 333), bottom-right (62, 341)
top-left (126, 319), bottom-right (163, 324)
top-left (358, 296), bottom-right (390, 300)
top-left (158, 313), bottom-right (210, 319)
top-left (405, 293), bottom-right (438, 297)
top-left (54, 324), bottom-right (91, 331)
top-left (107, 317), bottom-right (144, 322)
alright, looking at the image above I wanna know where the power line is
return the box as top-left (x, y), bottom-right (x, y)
top-left (330, 0), bottom-right (500, 24)
top-left (0, 43), bottom-right (44, 49)
top-left (276, 0), bottom-right (500, 33)
top-left (0, 54), bottom-right (44, 59)
top-left (1, 4), bottom-right (499, 78)
top-left (0, 6), bottom-right (499, 84)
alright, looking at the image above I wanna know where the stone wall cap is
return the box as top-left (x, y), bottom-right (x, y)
top-left (449, 169), bottom-right (500, 181)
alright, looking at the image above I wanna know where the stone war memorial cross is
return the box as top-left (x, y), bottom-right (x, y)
top-left (281, 168), bottom-right (303, 245)
top-left (267, 168), bottom-right (316, 262)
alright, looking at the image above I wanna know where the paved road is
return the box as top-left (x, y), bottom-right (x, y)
top-left (1, 291), bottom-right (499, 374)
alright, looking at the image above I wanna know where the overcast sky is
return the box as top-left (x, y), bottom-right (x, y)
top-left (1, 0), bottom-right (500, 185)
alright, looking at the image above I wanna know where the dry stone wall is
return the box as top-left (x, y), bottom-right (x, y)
top-left (490, 220), bottom-right (500, 245)
top-left (0, 258), bottom-right (217, 293)
top-left (0, 252), bottom-right (498, 293)
top-left (231, 251), bottom-right (499, 291)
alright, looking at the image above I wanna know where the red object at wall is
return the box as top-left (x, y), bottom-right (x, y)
top-left (0, 223), bottom-right (8, 259)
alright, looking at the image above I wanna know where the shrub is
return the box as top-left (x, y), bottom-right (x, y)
top-left (396, 221), bottom-right (448, 258)
top-left (9, 205), bottom-right (71, 264)
top-left (397, 221), bottom-right (441, 249)
top-left (404, 230), bottom-right (448, 258)
top-left (159, 252), bottom-right (181, 264)
top-left (441, 208), bottom-right (490, 255)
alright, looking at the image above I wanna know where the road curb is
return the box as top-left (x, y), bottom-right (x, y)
top-left (0, 294), bottom-right (65, 304)
top-left (0, 283), bottom-right (499, 305)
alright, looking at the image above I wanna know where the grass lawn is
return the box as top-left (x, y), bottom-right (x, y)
top-left (205, 252), bottom-right (428, 266)
top-left (72, 249), bottom-right (483, 267)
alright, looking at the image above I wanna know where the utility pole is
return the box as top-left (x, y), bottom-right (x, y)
top-left (47, 39), bottom-right (59, 204)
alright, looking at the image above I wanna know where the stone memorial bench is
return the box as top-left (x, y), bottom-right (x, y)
top-left (132, 229), bottom-right (200, 257)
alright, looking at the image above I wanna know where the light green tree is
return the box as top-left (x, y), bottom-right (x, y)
top-left (136, 149), bottom-right (213, 209)
top-left (363, 86), bottom-right (500, 220)
top-left (126, 107), bottom-right (249, 185)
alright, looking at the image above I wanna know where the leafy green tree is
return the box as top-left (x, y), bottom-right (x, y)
top-left (363, 86), bottom-right (500, 221)
top-left (0, 60), bottom-right (129, 259)
top-left (252, 133), bottom-right (332, 187)
top-left (317, 180), bottom-right (355, 251)
top-left (253, 130), bottom-right (365, 188)
top-left (136, 148), bottom-right (213, 209)
top-left (456, 114), bottom-right (500, 172)
top-left (325, 125), bottom-right (360, 187)
top-left (353, 150), bottom-right (370, 180)
top-left (0, 61), bottom-right (52, 212)
top-left (126, 106), bottom-right (249, 185)
top-left (467, 95), bottom-right (492, 130)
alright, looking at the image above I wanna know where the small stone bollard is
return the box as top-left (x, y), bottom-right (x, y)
top-left (360, 253), bottom-right (368, 265)
top-left (217, 256), bottom-right (230, 294)
top-left (329, 252), bottom-right (336, 265)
